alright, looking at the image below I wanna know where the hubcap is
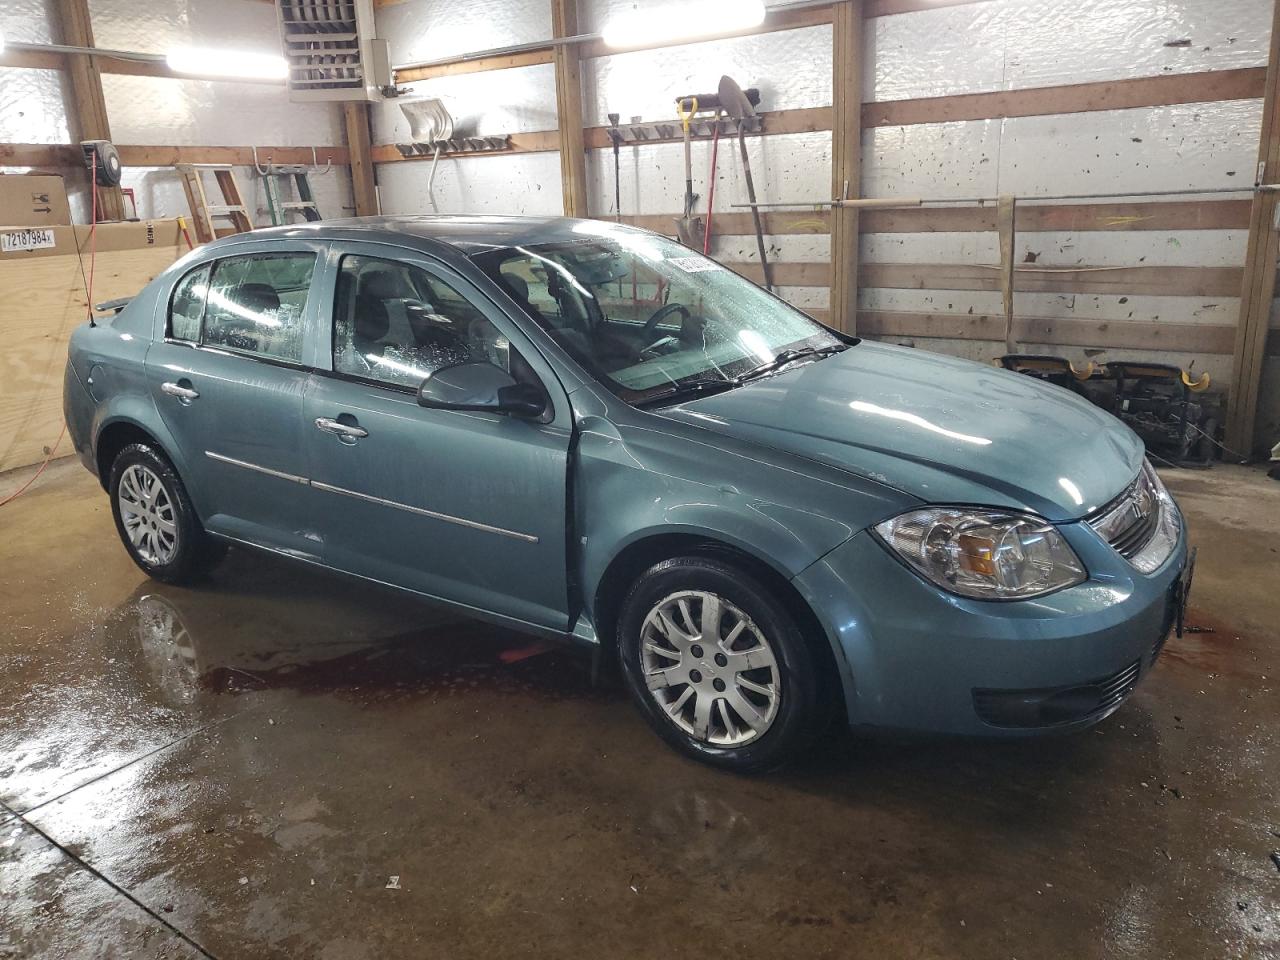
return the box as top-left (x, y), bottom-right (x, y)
top-left (640, 590), bottom-right (780, 746)
top-left (117, 465), bottom-right (179, 566)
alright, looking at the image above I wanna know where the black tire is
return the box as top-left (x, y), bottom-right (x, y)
top-left (108, 443), bottom-right (225, 584)
top-left (617, 556), bottom-right (825, 773)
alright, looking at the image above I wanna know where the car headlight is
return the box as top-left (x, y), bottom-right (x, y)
top-left (874, 508), bottom-right (1087, 600)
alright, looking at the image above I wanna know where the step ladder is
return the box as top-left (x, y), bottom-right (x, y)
top-left (262, 165), bottom-right (322, 226)
top-left (178, 164), bottom-right (253, 244)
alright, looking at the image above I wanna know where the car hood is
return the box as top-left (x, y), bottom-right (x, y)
top-left (658, 341), bottom-right (1143, 521)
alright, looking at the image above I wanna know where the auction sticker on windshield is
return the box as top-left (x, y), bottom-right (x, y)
top-left (667, 256), bottom-right (721, 273)
top-left (2, 228), bottom-right (56, 253)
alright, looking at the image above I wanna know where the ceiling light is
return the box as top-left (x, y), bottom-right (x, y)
top-left (601, 0), bottom-right (767, 50)
top-left (165, 46), bottom-right (288, 80)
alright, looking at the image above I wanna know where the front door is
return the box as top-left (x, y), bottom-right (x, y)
top-left (145, 245), bottom-right (325, 557)
top-left (303, 244), bottom-right (572, 632)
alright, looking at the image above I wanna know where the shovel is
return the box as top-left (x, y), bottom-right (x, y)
top-left (399, 98), bottom-right (455, 213)
top-left (674, 96), bottom-right (705, 248)
top-left (718, 75), bottom-right (772, 291)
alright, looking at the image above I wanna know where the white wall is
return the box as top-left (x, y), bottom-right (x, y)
top-left (0, 0), bottom-right (353, 225)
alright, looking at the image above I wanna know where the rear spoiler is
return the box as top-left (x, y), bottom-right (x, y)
top-left (94, 296), bottom-right (132, 315)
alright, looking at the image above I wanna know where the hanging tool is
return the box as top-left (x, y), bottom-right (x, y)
top-left (675, 96), bottom-right (705, 248)
top-left (399, 98), bottom-right (456, 213)
top-left (718, 75), bottom-right (771, 291)
top-left (703, 108), bottom-right (722, 255)
top-left (252, 147), bottom-right (322, 226)
top-left (608, 112), bottom-right (623, 223)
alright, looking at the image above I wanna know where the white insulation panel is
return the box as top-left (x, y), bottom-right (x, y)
top-left (0, 67), bottom-right (73, 144)
top-left (869, 0), bottom-right (1270, 102)
top-left (584, 25), bottom-right (833, 126)
top-left (86, 0), bottom-right (284, 55)
top-left (0, 0), bottom-right (55, 44)
top-left (377, 151), bottom-right (564, 217)
top-left (378, 0), bottom-right (552, 68)
top-left (372, 64), bottom-right (559, 144)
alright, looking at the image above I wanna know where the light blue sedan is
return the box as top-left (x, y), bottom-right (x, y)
top-left (64, 216), bottom-right (1192, 771)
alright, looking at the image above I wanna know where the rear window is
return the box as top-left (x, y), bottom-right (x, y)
top-left (166, 253), bottom-right (316, 363)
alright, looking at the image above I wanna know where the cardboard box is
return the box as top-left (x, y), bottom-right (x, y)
top-left (0, 174), bottom-right (72, 227)
top-left (0, 219), bottom-right (187, 473)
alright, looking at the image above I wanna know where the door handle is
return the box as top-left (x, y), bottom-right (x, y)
top-left (161, 381), bottom-right (199, 402)
top-left (315, 417), bottom-right (369, 440)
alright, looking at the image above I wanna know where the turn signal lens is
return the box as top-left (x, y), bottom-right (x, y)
top-left (875, 508), bottom-right (1086, 601)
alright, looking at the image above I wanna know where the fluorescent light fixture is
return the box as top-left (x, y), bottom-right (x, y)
top-left (602, 0), bottom-right (767, 50)
top-left (165, 46), bottom-right (288, 80)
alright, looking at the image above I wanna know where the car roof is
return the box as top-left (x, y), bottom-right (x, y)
top-left (210, 215), bottom-right (649, 257)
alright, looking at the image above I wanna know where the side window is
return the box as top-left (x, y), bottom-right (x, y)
top-left (201, 253), bottom-right (315, 364)
top-left (168, 263), bottom-right (210, 342)
top-left (333, 254), bottom-right (515, 389)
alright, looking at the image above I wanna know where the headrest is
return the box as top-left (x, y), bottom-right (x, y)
top-left (359, 270), bottom-right (401, 301)
top-left (503, 273), bottom-right (530, 301)
top-left (239, 282), bottom-right (280, 313)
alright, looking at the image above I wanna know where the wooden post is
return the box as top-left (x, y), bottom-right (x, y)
top-left (552, 0), bottom-right (588, 218)
top-left (1226, 0), bottom-right (1280, 457)
top-left (51, 0), bottom-right (124, 222)
top-left (997, 194), bottom-right (1017, 354)
top-left (829, 0), bottom-right (864, 334)
top-left (343, 101), bottom-right (380, 217)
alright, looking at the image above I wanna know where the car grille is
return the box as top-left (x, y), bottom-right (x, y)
top-left (972, 660), bottom-right (1142, 728)
top-left (1088, 468), bottom-right (1161, 560)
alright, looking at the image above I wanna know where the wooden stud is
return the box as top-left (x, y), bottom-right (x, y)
top-left (1226, 0), bottom-right (1280, 456)
top-left (552, 0), bottom-right (588, 218)
top-left (50, 0), bottom-right (124, 221)
top-left (0, 142), bottom-right (350, 169)
top-left (829, 0), bottom-right (864, 334)
top-left (997, 194), bottom-right (1017, 353)
top-left (343, 102), bottom-right (380, 218)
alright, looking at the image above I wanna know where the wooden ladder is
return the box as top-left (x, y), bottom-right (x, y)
top-left (178, 164), bottom-right (253, 244)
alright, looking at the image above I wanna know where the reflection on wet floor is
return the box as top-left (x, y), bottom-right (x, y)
top-left (118, 553), bottom-right (613, 707)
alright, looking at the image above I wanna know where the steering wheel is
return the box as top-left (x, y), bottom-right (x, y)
top-left (641, 303), bottom-right (692, 342)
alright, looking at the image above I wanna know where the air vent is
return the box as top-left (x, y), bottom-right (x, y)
top-left (276, 0), bottom-right (390, 102)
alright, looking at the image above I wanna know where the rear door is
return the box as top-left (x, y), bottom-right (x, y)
top-left (303, 243), bottom-right (573, 632)
top-left (145, 244), bottom-right (326, 556)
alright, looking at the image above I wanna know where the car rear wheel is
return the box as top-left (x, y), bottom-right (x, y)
top-left (617, 556), bottom-right (825, 772)
top-left (109, 443), bottom-right (225, 584)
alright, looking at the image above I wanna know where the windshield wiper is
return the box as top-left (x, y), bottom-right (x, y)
top-left (733, 344), bottom-right (846, 385)
top-left (634, 377), bottom-right (739, 409)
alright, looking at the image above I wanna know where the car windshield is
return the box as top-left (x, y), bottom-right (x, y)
top-left (472, 226), bottom-right (847, 407)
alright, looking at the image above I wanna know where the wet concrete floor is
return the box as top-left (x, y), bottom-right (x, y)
top-left (1, 460), bottom-right (1278, 959)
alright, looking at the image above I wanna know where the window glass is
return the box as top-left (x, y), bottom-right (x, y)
top-left (333, 255), bottom-right (516, 389)
top-left (201, 253), bottom-right (315, 363)
top-left (473, 227), bottom-right (843, 408)
top-left (168, 263), bottom-right (210, 342)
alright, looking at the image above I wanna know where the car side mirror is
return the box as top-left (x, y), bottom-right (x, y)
top-left (416, 361), bottom-right (547, 419)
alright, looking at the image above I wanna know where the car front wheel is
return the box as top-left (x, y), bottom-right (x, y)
top-left (617, 556), bottom-right (826, 772)
top-left (108, 443), bottom-right (225, 584)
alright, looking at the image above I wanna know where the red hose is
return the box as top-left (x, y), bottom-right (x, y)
top-left (703, 118), bottom-right (722, 255)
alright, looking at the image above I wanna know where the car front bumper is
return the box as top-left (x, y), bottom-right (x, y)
top-left (792, 513), bottom-right (1189, 737)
